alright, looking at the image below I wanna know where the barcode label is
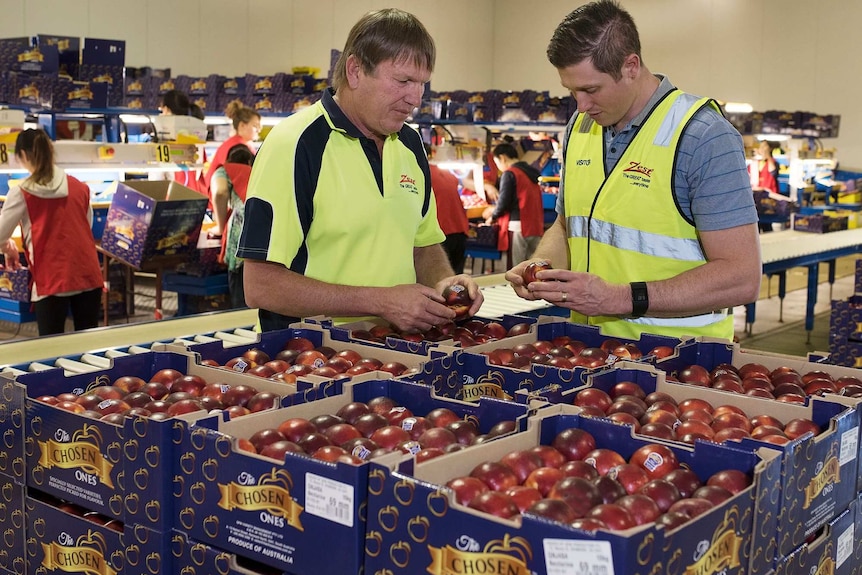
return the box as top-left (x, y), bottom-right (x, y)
top-left (305, 473), bottom-right (354, 527)
top-left (837, 524), bottom-right (853, 568)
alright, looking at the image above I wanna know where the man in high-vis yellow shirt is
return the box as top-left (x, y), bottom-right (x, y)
top-left (507, 0), bottom-right (761, 341)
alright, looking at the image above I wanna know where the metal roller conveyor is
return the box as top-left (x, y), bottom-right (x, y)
top-left (103, 349), bottom-right (130, 359)
top-left (232, 328), bottom-right (260, 340)
top-left (79, 354), bottom-right (113, 369)
top-left (54, 358), bottom-right (103, 374)
top-left (27, 362), bottom-right (57, 372)
top-left (213, 331), bottom-right (258, 346)
top-left (127, 345), bottom-right (152, 354)
top-left (193, 334), bottom-right (221, 344)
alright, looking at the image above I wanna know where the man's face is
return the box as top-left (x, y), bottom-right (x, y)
top-left (351, 56), bottom-right (430, 139)
top-left (558, 58), bottom-right (636, 128)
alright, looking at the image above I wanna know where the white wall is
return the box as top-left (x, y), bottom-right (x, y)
top-left (1, 0), bottom-right (860, 164)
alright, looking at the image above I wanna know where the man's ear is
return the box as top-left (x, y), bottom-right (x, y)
top-left (622, 53), bottom-right (640, 81)
top-left (345, 54), bottom-right (363, 89)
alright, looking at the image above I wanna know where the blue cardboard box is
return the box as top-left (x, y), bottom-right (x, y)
top-left (0, 266), bottom-right (29, 302)
top-left (175, 378), bottom-right (529, 575)
top-left (25, 495), bottom-right (170, 575)
top-left (364, 408), bottom-right (778, 575)
top-left (654, 339), bottom-right (862, 561)
top-left (0, 475), bottom-right (24, 574)
top-left (774, 495), bottom-right (862, 575)
top-left (14, 350), bottom-right (300, 531)
top-left (100, 180), bottom-right (208, 269)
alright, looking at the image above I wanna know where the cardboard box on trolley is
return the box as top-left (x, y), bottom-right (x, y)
top-left (364, 406), bottom-right (779, 575)
top-left (99, 180), bottom-right (207, 269)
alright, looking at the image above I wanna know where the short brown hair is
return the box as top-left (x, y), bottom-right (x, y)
top-left (331, 8), bottom-right (435, 91)
top-left (547, 0), bottom-right (641, 81)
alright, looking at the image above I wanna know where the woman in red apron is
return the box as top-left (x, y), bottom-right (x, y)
top-left (0, 129), bottom-right (103, 335)
top-left (210, 144), bottom-right (255, 309)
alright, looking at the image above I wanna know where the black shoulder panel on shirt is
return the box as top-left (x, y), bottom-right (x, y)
top-left (290, 115), bottom-right (333, 273)
top-left (399, 126), bottom-right (432, 217)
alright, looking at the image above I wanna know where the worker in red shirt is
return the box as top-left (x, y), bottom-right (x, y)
top-left (428, 147), bottom-right (470, 274)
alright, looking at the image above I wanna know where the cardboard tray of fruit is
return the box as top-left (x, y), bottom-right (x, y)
top-left (402, 317), bottom-right (682, 403)
top-left (172, 322), bottom-right (432, 385)
top-left (364, 405), bottom-right (779, 575)
top-left (320, 313), bottom-right (539, 356)
top-left (5, 349), bottom-right (304, 532)
top-left (175, 377), bottom-right (530, 575)
top-left (649, 339), bottom-right (862, 558)
top-left (519, 357), bottom-right (861, 569)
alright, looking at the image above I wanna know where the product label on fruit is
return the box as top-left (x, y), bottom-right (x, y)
top-left (839, 427), bottom-right (858, 465)
top-left (305, 473), bottom-right (353, 527)
top-left (837, 523), bottom-right (853, 568)
top-left (543, 539), bottom-right (614, 575)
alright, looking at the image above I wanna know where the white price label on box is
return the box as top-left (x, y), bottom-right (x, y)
top-left (837, 523), bottom-right (853, 568)
top-left (305, 473), bottom-right (354, 527)
top-left (544, 539), bottom-right (614, 575)
top-left (839, 427), bottom-right (858, 466)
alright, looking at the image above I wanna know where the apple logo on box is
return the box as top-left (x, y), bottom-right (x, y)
top-left (694, 540), bottom-right (709, 562)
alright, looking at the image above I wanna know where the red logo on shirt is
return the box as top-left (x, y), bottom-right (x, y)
top-left (400, 174), bottom-right (416, 185)
top-left (623, 161), bottom-right (654, 177)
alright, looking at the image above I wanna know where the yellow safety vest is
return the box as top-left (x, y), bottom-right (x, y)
top-left (563, 89), bottom-right (734, 340)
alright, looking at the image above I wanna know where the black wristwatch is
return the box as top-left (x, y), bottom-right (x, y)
top-left (630, 282), bottom-right (649, 318)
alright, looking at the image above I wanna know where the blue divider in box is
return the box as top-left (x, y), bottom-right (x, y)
top-left (0, 476), bottom-right (24, 575)
top-left (175, 377), bottom-right (529, 575)
top-left (653, 338), bottom-right (735, 379)
top-left (25, 495), bottom-right (170, 575)
top-left (404, 351), bottom-right (585, 402)
top-left (16, 350), bottom-right (297, 532)
top-left (523, 361), bottom-right (661, 405)
top-left (533, 320), bottom-right (682, 361)
top-left (365, 410), bottom-right (777, 575)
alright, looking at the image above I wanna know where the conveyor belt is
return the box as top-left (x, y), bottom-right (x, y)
top-left (759, 228), bottom-right (862, 264)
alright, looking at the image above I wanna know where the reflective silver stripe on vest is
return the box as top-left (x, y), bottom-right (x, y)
top-left (568, 215), bottom-right (705, 261)
top-left (654, 93), bottom-right (703, 147)
top-left (624, 310), bottom-right (728, 328)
